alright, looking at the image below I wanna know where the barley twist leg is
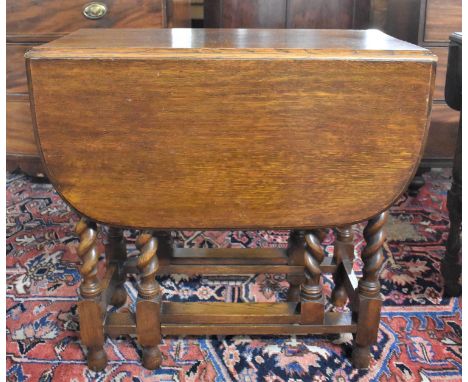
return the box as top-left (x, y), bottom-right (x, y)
top-left (300, 230), bottom-right (325, 324)
top-left (135, 231), bottom-right (162, 369)
top-left (287, 230), bottom-right (305, 302)
top-left (352, 211), bottom-right (388, 369)
top-left (76, 218), bottom-right (107, 371)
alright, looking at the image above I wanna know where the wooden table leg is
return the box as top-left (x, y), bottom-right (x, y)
top-left (287, 230), bottom-right (305, 302)
top-left (300, 230), bottom-right (325, 324)
top-left (352, 211), bottom-right (388, 368)
top-left (106, 227), bottom-right (128, 308)
top-left (135, 231), bottom-right (162, 370)
top-left (331, 226), bottom-right (354, 307)
top-left (76, 218), bottom-right (108, 371)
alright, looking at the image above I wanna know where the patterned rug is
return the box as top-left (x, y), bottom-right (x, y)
top-left (6, 169), bottom-right (461, 381)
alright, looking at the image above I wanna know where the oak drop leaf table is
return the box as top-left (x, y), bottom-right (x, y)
top-left (26, 28), bottom-right (436, 371)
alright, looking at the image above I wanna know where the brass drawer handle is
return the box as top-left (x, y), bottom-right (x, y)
top-left (83, 2), bottom-right (107, 19)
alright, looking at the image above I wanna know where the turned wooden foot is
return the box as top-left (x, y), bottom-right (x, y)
top-left (88, 347), bottom-right (108, 371)
top-left (352, 344), bottom-right (371, 369)
top-left (111, 286), bottom-right (128, 308)
top-left (331, 283), bottom-right (348, 307)
top-left (142, 346), bottom-right (163, 370)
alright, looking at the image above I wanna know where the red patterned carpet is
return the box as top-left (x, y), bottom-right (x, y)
top-left (6, 170), bottom-right (461, 381)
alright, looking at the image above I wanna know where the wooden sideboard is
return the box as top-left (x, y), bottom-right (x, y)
top-left (204, 0), bottom-right (370, 29)
top-left (369, 0), bottom-right (461, 170)
top-left (419, 0), bottom-right (461, 168)
top-left (6, 0), bottom-right (191, 177)
top-left (204, 0), bottom-right (462, 171)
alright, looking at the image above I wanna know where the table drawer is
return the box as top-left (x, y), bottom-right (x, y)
top-left (424, 0), bottom-right (461, 43)
top-left (6, 0), bottom-right (165, 35)
top-left (6, 97), bottom-right (38, 156)
top-left (423, 103), bottom-right (459, 160)
top-left (430, 47), bottom-right (448, 101)
top-left (7, 43), bottom-right (39, 94)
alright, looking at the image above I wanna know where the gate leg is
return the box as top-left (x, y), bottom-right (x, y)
top-left (352, 212), bottom-right (388, 368)
top-left (135, 231), bottom-right (162, 370)
top-left (76, 218), bottom-right (108, 371)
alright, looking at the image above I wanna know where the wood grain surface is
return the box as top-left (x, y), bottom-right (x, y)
top-left (6, 154), bottom-right (43, 174)
top-left (27, 28), bottom-right (433, 59)
top-left (286, 0), bottom-right (355, 28)
top-left (165, 0), bottom-right (191, 28)
top-left (105, 310), bottom-right (358, 336)
top-left (6, 0), bottom-right (165, 36)
top-left (424, 0), bottom-right (462, 43)
top-left (204, 0), bottom-right (287, 28)
top-left (27, 29), bottom-right (436, 229)
top-left (424, 103), bottom-right (459, 160)
top-left (6, 97), bottom-right (38, 155)
top-left (204, 0), bottom-right (369, 29)
top-left (367, 0), bottom-right (421, 44)
top-left (161, 302), bottom-right (300, 324)
top-left (7, 43), bottom-right (39, 93)
top-left (430, 47), bottom-right (448, 101)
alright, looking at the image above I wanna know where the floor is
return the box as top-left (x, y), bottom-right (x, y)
top-left (6, 169), bottom-right (461, 381)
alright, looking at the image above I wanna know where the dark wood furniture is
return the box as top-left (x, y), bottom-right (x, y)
top-left (204, 0), bottom-right (369, 29)
top-left (6, 0), bottom-right (191, 177)
top-left (417, 0), bottom-right (461, 173)
top-left (26, 28), bottom-right (436, 371)
top-left (441, 32), bottom-right (462, 297)
top-left (368, 0), bottom-right (461, 193)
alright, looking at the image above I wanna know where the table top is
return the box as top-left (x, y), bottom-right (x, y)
top-left (27, 28), bottom-right (436, 230)
top-left (27, 28), bottom-right (434, 61)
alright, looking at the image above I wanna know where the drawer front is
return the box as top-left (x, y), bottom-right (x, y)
top-left (431, 47), bottom-right (448, 101)
top-left (166, 0), bottom-right (191, 27)
top-left (6, 97), bottom-right (38, 156)
top-left (424, 0), bottom-right (461, 43)
top-left (423, 103), bottom-right (459, 160)
top-left (7, 43), bottom-right (39, 94)
top-left (205, 0), bottom-right (287, 28)
top-left (286, 0), bottom-right (355, 29)
top-left (7, 0), bottom-right (165, 35)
